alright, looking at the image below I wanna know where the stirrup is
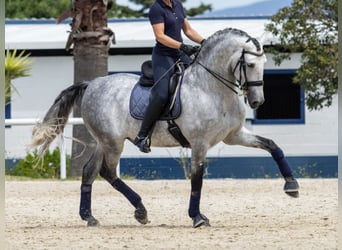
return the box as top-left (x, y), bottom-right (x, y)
top-left (133, 136), bottom-right (151, 153)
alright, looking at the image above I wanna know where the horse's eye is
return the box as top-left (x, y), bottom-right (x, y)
top-left (247, 63), bottom-right (255, 68)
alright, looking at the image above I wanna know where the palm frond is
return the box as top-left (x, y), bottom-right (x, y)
top-left (5, 49), bottom-right (32, 80)
top-left (4, 49), bottom-right (32, 103)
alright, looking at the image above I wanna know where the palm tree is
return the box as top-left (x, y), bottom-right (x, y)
top-left (5, 49), bottom-right (32, 106)
top-left (58, 0), bottom-right (114, 176)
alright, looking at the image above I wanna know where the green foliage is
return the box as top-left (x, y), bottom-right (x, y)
top-left (185, 3), bottom-right (212, 17)
top-left (177, 148), bottom-right (191, 179)
top-left (265, 0), bottom-right (337, 110)
top-left (294, 163), bottom-right (337, 178)
top-left (5, 49), bottom-right (32, 104)
top-left (5, 0), bottom-right (71, 19)
top-left (6, 148), bottom-right (71, 179)
top-left (109, 0), bottom-right (211, 18)
top-left (6, 0), bottom-right (211, 19)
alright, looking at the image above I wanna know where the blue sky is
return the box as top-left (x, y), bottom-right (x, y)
top-left (116, 0), bottom-right (268, 11)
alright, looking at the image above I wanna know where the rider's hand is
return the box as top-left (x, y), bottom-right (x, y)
top-left (179, 43), bottom-right (200, 57)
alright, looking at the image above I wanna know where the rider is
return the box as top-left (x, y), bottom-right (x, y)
top-left (133, 0), bottom-right (205, 153)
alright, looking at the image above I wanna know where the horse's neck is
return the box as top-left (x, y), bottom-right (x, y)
top-left (185, 44), bottom-right (237, 96)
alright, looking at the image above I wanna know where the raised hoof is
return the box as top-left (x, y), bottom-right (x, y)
top-left (192, 213), bottom-right (210, 228)
top-left (285, 191), bottom-right (299, 198)
top-left (134, 202), bottom-right (150, 224)
top-left (86, 216), bottom-right (100, 227)
top-left (284, 176), bottom-right (299, 198)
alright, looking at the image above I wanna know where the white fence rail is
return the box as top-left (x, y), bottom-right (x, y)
top-left (5, 118), bottom-right (84, 180)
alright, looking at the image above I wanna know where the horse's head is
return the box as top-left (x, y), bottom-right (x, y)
top-left (195, 28), bottom-right (267, 109)
top-left (231, 37), bottom-right (267, 109)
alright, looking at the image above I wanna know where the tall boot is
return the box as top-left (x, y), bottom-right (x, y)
top-left (134, 96), bottom-right (165, 153)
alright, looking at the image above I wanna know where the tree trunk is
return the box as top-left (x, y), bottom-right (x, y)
top-left (60, 0), bottom-right (114, 176)
top-left (71, 44), bottom-right (108, 176)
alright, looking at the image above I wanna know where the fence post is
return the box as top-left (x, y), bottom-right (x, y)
top-left (59, 134), bottom-right (66, 180)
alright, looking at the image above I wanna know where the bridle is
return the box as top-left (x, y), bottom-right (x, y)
top-left (197, 49), bottom-right (264, 95)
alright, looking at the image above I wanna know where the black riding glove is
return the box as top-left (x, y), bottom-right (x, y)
top-left (179, 43), bottom-right (200, 57)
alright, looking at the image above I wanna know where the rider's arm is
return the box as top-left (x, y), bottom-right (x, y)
top-left (151, 23), bottom-right (182, 49)
top-left (182, 19), bottom-right (205, 44)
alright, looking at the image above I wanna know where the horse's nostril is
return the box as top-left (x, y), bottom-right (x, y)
top-left (251, 99), bottom-right (264, 109)
top-left (251, 101), bottom-right (259, 109)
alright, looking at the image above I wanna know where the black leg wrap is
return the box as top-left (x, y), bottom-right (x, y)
top-left (188, 191), bottom-right (201, 218)
top-left (112, 179), bottom-right (149, 224)
top-left (112, 178), bottom-right (142, 208)
top-left (188, 164), bottom-right (204, 218)
top-left (271, 148), bottom-right (299, 198)
top-left (79, 184), bottom-right (92, 220)
top-left (271, 147), bottom-right (293, 177)
top-left (191, 164), bottom-right (204, 190)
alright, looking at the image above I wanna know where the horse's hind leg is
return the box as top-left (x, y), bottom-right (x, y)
top-left (224, 127), bottom-right (299, 198)
top-left (79, 147), bottom-right (104, 226)
top-left (99, 143), bottom-right (149, 225)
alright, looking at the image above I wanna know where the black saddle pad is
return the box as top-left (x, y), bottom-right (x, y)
top-left (129, 83), bottom-right (182, 121)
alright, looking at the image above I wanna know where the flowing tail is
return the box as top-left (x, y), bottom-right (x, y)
top-left (30, 82), bottom-right (88, 156)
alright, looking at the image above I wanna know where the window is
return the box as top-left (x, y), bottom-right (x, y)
top-left (253, 70), bottom-right (305, 124)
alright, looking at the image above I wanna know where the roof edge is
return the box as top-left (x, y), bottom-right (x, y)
top-left (5, 16), bottom-right (271, 25)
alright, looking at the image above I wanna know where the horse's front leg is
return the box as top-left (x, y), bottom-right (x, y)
top-left (224, 127), bottom-right (299, 198)
top-left (255, 134), bottom-right (299, 197)
top-left (188, 148), bottom-right (211, 228)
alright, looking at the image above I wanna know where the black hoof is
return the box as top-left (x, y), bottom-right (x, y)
top-left (284, 176), bottom-right (299, 198)
top-left (285, 191), bottom-right (299, 198)
top-left (135, 202), bottom-right (150, 224)
top-left (86, 216), bottom-right (100, 227)
top-left (192, 213), bottom-right (210, 228)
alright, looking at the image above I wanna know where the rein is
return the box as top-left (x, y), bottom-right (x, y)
top-left (197, 49), bottom-right (264, 94)
top-left (197, 61), bottom-right (240, 94)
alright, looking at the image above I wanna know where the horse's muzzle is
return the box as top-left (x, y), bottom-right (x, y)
top-left (247, 91), bottom-right (264, 109)
top-left (249, 99), bottom-right (264, 109)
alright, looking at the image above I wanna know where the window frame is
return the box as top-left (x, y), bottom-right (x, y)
top-left (252, 69), bottom-right (305, 125)
top-left (5, 97), bottom-right (11, 128)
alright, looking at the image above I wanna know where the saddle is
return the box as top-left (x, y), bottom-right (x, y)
top-left (130, 60), bottom-right (182, 120)
top-left (129, 60), bottom-right (190, 148)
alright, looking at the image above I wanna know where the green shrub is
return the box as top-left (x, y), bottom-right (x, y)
top-left (6, 148), bottom-right (70, 179)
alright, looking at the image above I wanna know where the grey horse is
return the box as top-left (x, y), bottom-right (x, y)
top-left (31, 28), bottom-right (299, 228)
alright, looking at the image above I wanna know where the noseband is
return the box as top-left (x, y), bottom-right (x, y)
top-left (197, 49), bottom-right (264, 94)
top-left (232, 49), bottom-right (264, 91)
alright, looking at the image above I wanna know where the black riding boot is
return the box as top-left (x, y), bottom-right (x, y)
top-left (134, 96), bottom-right (165, 153)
